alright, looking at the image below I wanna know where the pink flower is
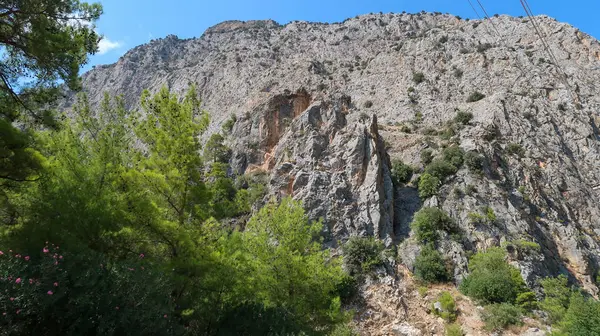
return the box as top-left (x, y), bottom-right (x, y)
top-left (53, 282), bottom-right (58, 287)
top-left (115, 306), bottom-right (119, 310)
top-left (24, 256), bottom-right (30, 261)
top-left (59, 255), bottom-right (63, 259)
top-left (47, 291), bottom-right (53, 295)
top-left (29, 279), bottom-right (33, 284)
top-left (0, 251), bottom-right (4, 255)
top-left (16, 310), bottom-right (20, 315)
top-left (2, 312), bottom-right (5, 316)
top-left (54, 261), bottom-right (58, 265)
top-left (139, 253), bottom-right (145, 258)
top-left (42, 247), bottom-right (49, 253)
top-left (15, 278), bottom-right (21, 284)
top-left (9, 298), bottom-right (14, 302)
top-left (128, 268), bottom-right (135, 271)
top-left (15, 254), bottom-right (21, 258)
top-left (163, 314), bottom-right (167, 318)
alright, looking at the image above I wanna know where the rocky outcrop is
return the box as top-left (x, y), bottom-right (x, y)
top-left (74, 12), bottom-right (600, 294)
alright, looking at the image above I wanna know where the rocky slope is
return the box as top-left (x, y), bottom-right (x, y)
top-left (71, 11), bottom-right (600, 331)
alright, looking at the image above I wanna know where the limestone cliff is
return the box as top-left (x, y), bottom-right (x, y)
top-left (72, 12), bottom-right (600, 301)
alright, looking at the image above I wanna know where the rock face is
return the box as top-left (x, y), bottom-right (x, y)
top-left (73, 13), bottom-right (600, 294)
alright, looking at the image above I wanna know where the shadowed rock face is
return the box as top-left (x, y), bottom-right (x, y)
top-left (73, 12), bottom-right (600, 294)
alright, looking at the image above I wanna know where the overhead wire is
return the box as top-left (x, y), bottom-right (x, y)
top-left (519, 0), bottom-right (582, 108)
top-left (465, 0), bottom-right (540, 94)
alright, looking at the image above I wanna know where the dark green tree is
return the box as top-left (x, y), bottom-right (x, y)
top-left (0, 0), bottom-right (103, 182)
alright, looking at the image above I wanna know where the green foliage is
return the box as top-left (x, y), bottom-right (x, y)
top-left (243, 198), bottom-right (349, 329)
top-left (484, 206), bottom-right (496, 224)
top-left (467, 207), bottom-right (496, 226)
top-left (413, 72), bottom-right (425, 84)
top-left (420, 149), bottom-right (433, 165)
top-left (481, 303), bottom-right (522, 331)
top-left (328, 324), bottom-right (359, 336)
top-left (0, 0), bottom-right (103, 182)
top-left (510, 239), bottom-right (541, 255)
top-left (414, 245), bottom-right (449, 283)
top-left (466, 91), bottom-right (486, 102)
top-left (0, 245), bottom-right (179, 336)
top-left (540, 275), bottom-right (572, 324)
top-left (557, 291), bottom-right (600, 336)
top-left (434, 291), bottom-right (457, 322)
top-left (464, 151), bottom-right (484, 173)
top-left (418, 173), bottom-right (440, 199)
top-left (425, 160), bottom-right (457, 180)
top-left (441, 146), bottom-right (464, 168)
top-left (342, 237), bottom-right (384, 276)
top-left (418, 286), bottom-right (429, 297)
top-left (1, 88), bottom-right (351, 334)
top-left (516, 291), bottom-right (538, 311)
top-left (445, 323), bottom-right (463, 336)
top-left (221, 114), bottom-right (237, 133)
top-left (539, 275), bottom-right (600, 335)
top-left (460, 248), bottom-right (528, 304)
top-left (506, 143), bottom-right (525, 157)
top-left (391, 160), bottom-right (414, 185)
top-left (204, 133), bottom-right (231, 163)
top-left (410, 207), bottom-right (455, 244)
top-left (454, 111), bottom-right (473, 125)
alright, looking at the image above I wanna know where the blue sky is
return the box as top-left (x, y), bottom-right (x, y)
top-left (87, 0), bottom-right (599, 72)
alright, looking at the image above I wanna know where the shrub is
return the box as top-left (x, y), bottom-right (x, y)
top-left (539, 275), bottom-right (571, 324)
top-left (222, 114), bottom-right (237, 133)
top-left (467, 212), bottom-right (486, 225)
top-left (418, 173), bottom-right (440, 199)
top-left (410, 207), bottom-right (455, 244)
top-left (391, 160), bottom-right (413, 185)
top-left (342, 237), bottom-right (384, 276)
top-left (512, 239), bottom-right (541, 255)
top-left (484, 206), bottom-right (496, 224)
top-left (418, 286), bottom-right (428, 297)
top-left (481, 303), bottom-right (522, 331)
top-left (460, 248), bottom-right (525, 304)
top-left (516, 291), bottom-right (538, 311)
top-left (558, 291), bottom-right (600, 336)
top-left (441, 146), bottom-right (464, 168)
top-left (440, 126), bottom-right (455, 140)
top-left (329, 324), bottom-right (359, 336)
top-left (464, 151), bottom-right (484, 173)
top-left (420, 149), bottom-right (433, 165)
top-left (433, 291), bottom-right (457, 322)
top-left (466, 91), bottom-right (486, 103)
top-left (414, 245), bottom-right (449, 283)
top-left (422, 127), bottom-right (438, 136)
top-left (453, 111), bottom-right (473, 125)
top-left (413, 72), bottom-right (425, 84)
top-left (0, 245), bottom-right (178, 335)
top-left (445, 323), bottom-right (463, 336)
top-left (506, 143), bottom-right (525, 157)
top-left (363, 100), bottom-right (373, 108)
top-left (425, 160), bottom-right (457, 181)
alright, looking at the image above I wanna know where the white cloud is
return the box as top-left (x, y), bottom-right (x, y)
top-left (97, 37), bottom-right (123, 55)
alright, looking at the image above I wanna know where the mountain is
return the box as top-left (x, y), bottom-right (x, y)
top-left (71, 12), bottom-right (600, 334)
